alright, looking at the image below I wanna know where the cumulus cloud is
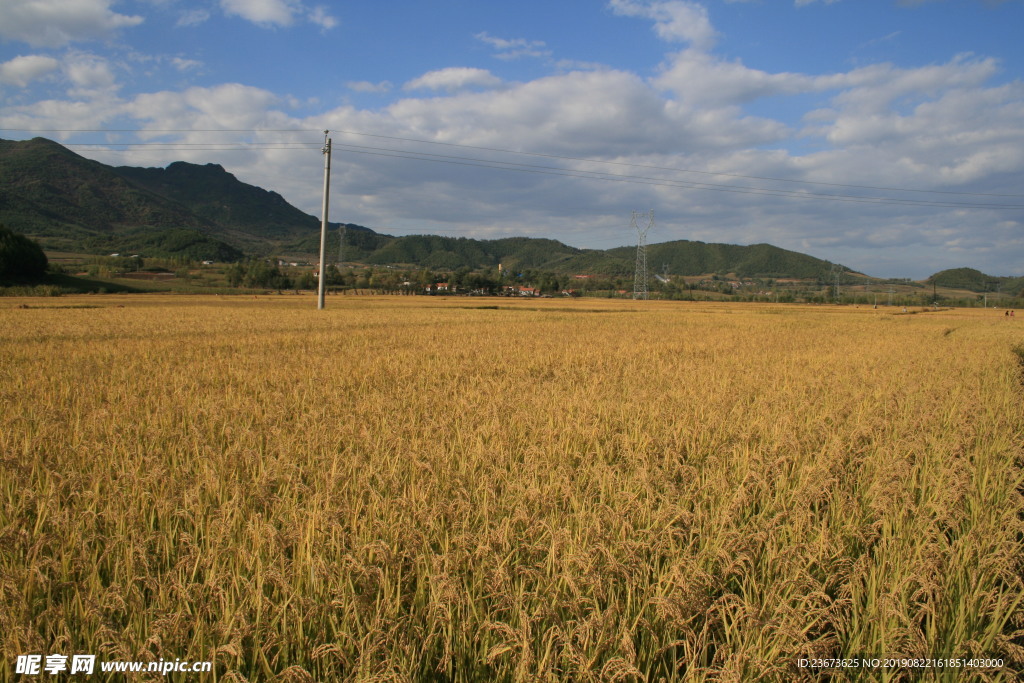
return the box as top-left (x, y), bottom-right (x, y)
top-left (127, 83), bottom-right (282, 132)
top-left (655, 50), bottom-right (814, 106)
top-left (219, 0), bottom-right (337, 29)
top-left (404, 68), bottom-right (502, 92)
top-left (220, 0), bottom-right (297, 26)
top-left (63, 52), bottom-right (119, 98)
top-left (0, 0), bottom-right (143, 47)
top-left (826, 54), bottom-right (1000, 116)
top-left (0, 55), bottom-right (60, 87)
top-left (609, 0), bottom-right (717, 50)
top-left (395, 70), bottom-right (666, 150)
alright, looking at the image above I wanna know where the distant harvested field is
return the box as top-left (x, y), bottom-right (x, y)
top-left (2, 296), bottom-right (1023, 681)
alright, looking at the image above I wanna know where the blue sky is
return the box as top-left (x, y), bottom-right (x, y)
top-left (1, 0), bottom-right (1023, 278)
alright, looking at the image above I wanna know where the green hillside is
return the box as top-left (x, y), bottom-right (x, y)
top-left (0, 138), bottom-right (245, 260)
top-left (116, 161), bottom-right (317, 241)
top-left (930, 267), bottom-right (1001, 292)
top-left (928, 267), bottom-right (1024, 297)
top-left (281, 223), bottom-right (394, 261)
top-left (0, 138), bottom-right (213, 244)
top-left (564, 240), bottom-right (849, 279)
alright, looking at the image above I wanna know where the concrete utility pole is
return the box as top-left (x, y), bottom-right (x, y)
top-left (317, 131), bottom-right (332, 310)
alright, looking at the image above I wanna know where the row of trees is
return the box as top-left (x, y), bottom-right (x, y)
top-left (220, 262), bottom-right (591, 294)
top-left (216, 259), bottom-right (1023, 307)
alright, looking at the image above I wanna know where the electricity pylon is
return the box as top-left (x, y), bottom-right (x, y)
top-left (632, 210), bottom-right (654, 300)
top-left (831, 263), bottom-right (842, 303)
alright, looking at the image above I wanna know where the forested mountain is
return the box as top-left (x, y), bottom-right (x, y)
top-left (115, 161), bottom-right (318, 242)
top-left (0, 138), bottom-right (243, 260)
top-left (0, 138), bottom-right (210, 242)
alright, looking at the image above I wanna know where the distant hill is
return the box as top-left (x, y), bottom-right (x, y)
top-left (569, 240), bottom-right (843, 279)
top-left (0, 138), bottom-right (245, 260)
top-left (115, 160), bottom-right (318, 246)
top-left (929, 267), bottom-right (1024, 296)
top-left (1, 136), bottom-right (856, 278)
top-left (0, 138), bottom-right (208, 241)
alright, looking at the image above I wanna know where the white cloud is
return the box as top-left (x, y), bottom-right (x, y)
top-left (474, 32), bottom-right (551, 61)
top-left (177, 9), bottom-right (211, 27)
top-left (404, 68), bottom-right (503, 92)
top-left (127, 83), bottom-right (282, 132)
top-left (655, 49), bottom-right (814, 106)
top-left (826, 54), bottom-right (1000, 116)
top-left (0, 55), bottom-right (60, 87)
top-left (0, 96), bottom-right (127, 136)
top-left (609, 0), bottom-right (717, 50)
top-left (171, 57), bottom-right (202, 72)
top-left (395, 70), bottom-right (665, 149)
top-left (0, 0), bottom-right (143, 48)
top-left (220, 0), bottom-right (298, 26)
top-left (219, 0), bottom-right (337, 29)
top-left (348, 80), bottom-right (392, 93)
top-left (63, 52), bottom-right (119, 98)
top-left (307, 6), bottom-right (337, 30)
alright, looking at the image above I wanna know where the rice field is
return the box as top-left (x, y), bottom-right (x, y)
top-left (1, 295), bottom-right (1023, 681)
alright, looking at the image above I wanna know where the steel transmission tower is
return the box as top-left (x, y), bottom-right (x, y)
top-left (831, 263), bottom-right (842, 303)
top-left (632, 210), bottom-right (654, 300)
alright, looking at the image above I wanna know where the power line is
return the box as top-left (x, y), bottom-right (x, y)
top-left (48, 138), bottom-right (1024, 209)
top-left (64, 144), bottom-right (320, 152)
top-left (0, 128), bottom-right (315, 133)
top-left (327, 129), bottom-right (1024, 199)
top-left (3, 126), bottom-right (1021, 199)
top-left (329, 144), bottom-right (1024, 209)
top-left (62, 142), bottom-right (320, 147)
